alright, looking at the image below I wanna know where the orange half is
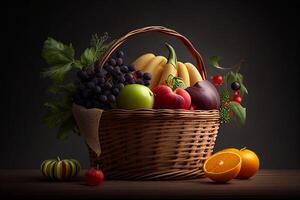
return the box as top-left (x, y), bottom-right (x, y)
top-left (203, 152), bottom-right (242, 183)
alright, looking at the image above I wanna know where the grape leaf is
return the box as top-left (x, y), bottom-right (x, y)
top-left (41, 38), bottom-right (75, 83)
top-left (42, 37), bottom-right (74, 66)
top-left (228, 101), bottom-right (246, 126)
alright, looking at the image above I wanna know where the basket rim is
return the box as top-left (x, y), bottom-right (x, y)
top-left (101, 108), bottom-right (220, 120)
top-left (103, 108), bottom-right (219, 113)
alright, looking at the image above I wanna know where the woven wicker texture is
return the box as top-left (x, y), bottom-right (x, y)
top-left (86, 26), bottom-right (220, 180)
top-left (88, 109), bottom-right (220, 180)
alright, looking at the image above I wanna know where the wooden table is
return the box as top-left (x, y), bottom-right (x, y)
top-left (0, 170), bottom-right (299, 199)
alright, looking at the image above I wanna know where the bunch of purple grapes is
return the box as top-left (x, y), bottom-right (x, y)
top-left (73, 50), bottom-right (152, 109)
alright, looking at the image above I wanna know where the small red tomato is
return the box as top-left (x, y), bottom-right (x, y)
top-left (212, 75), bottom-right (223, 86)
top-left (233, 91), bottom-right (239, 97)
top-left (85, 168), bottom-right (104, 186)
top-left (233, 96), bottom-right (242, 104)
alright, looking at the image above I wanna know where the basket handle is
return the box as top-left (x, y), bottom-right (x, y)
top-left (97, 26), bottom-right (207, 80)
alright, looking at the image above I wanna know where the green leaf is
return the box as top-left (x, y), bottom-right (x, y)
top-left (225, 71), bottom-right (237, 86)
top-left (208, 56), bottom-right (222, 69)
top-left (42, 37), bottom-right (74, 66)
top-left (42, 37), bottom-right (75, 82)
top-left (73, 60), bottom-right (84, 69)
top-left (228, 101), bottom-right (246, 126)
top-left (239, 83), bottom-right (248, 96)
top-left (166, 74), bottom-right (187, 90)
top-left (57, 116), bottom-right (76, 140)
top-left (43, 100), bottom-right (72, 128)
top-left (42, 63), bottom-right (73, 83)
top-left (80, 48), bottom-right (97, 68)
top-left (236, 73), bottom-right (244, 83)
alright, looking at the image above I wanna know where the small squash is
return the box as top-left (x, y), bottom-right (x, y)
top-left (40, 157), bottom-right (81, 181)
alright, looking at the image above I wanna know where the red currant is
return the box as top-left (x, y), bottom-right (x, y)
top-left (233, 96), bottom-right (242, 104)
top-left (212, 75), bottom-right (223, 86)
top-left (233, 91), bottom-right (239, 97)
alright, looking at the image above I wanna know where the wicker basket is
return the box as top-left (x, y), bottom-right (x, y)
top-left (84, 26), bottom-right (220, 180)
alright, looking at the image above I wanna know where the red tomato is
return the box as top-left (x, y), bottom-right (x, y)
top-left (212, 75), bottom-right (223, 86)
top-left (85, 168), bottom-right (104, 186)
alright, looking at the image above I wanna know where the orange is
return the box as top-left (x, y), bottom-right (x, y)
top-left (203, 152), bottom-right (242, 183)
top-left (219, 147), bottom-right (260, 179)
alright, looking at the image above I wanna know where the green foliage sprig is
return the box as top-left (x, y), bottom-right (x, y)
top-left (42, 33), bottom-right (114, 139)
top-left (209, 56), bottom-right (248, 126)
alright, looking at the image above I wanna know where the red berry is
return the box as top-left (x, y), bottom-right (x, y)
top-left (189, 104), bottom-right (197, 111)
top-left (233, 91), bottom-right (239, 97)
top-left (233, 96), bottom-right (242, 104)
top-left (85, 168), bottom-right (104, 186)
top-left (212, 75), bottom-right (223, 86)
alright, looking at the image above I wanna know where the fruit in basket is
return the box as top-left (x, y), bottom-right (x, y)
top-left (177, 62), bottom-right (190, 87)
top-left (85, 168), bottom-right (104, 186)
top-left (73, 50), bottom-right (152, 110)
top-left (132, 48), bottom-right (202, 89)
top-left (133, 53), bottom-right (156, 71)
top-left (158, 43), bottom-right (178, 86)
top-left (184, 62), bottom-right (203, 86)
top-left (152, 85), bottom-right (191, 109)
top-left (117, 84), bottom-right (154, 109)
top-left (40, 157), bottom-right (81, 180)
top-left (203, 152), bottom-right (242, 183)
top-left (186, 80), bottom-right (220, 110)
top-left (219, 147), bottom-right (260, 179)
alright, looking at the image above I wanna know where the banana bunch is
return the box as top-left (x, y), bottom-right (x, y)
top-left (133, 46), bottom-right (202, 89)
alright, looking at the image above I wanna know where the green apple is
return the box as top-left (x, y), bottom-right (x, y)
top-left (117, 84), bottom-right (154, 109)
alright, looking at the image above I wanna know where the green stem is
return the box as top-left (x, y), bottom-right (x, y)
top-left (57, 156), bottom-right (61, 161)
top-left (165, 43), bottom-right (177, 69)
top-left (240, 147), bottom-right (247, 151)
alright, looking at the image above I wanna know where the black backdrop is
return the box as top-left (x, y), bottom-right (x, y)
top-left (1, 0), bottom-right (299, 169)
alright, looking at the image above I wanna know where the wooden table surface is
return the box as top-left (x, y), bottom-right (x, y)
top-left (0, 169), bottom-right (299, 199)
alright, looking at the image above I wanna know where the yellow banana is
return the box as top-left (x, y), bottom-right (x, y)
top-left (149, 64), bottom-right (163, 89)
top-left (132, 53), bottom-right (156, 71)
top-left (143, 56), bottom-right (167, 74)
top-left (177, 62), bottom-right (190, 87)
top-left (185, 62), bottom-right (203, 86)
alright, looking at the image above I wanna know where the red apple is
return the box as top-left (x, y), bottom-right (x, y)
top-left (152, 85), bottom-right (191, 109)
top-left (85, 168), bottom-right (104, 186)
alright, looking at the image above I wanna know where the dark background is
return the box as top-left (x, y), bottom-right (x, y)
top-left (1, 0), bottom-right (299, 169)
